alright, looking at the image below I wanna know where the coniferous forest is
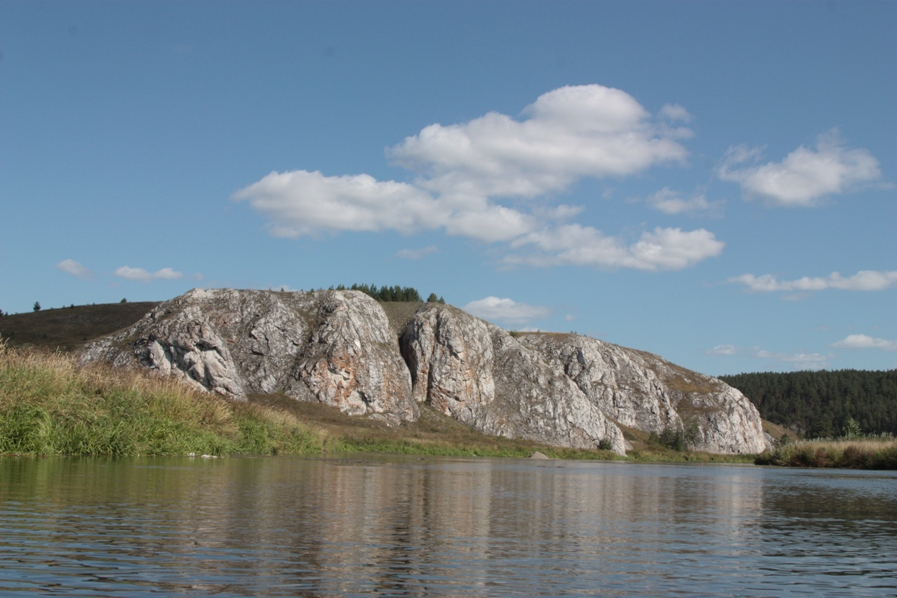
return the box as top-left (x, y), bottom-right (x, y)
top-left (720, 370), bottom-right (897, 438)
top-left (331, 284), bottom-right (445, 304)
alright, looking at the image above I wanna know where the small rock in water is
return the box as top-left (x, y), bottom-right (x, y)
top-left (529, 451), bottom-right (549, 460)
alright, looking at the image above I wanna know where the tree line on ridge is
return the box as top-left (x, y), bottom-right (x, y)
top-left (720, 369), bottom-right (897, 438)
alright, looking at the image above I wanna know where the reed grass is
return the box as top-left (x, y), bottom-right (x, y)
top-left (0, 342), bottom-right (324, 457)
top-left (755, 438), bottom-right (897, 470)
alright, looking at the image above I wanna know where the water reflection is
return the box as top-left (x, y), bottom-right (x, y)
top-left (1, 456), bottom-right (895, 596)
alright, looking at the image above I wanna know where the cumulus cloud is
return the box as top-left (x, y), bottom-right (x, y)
top-left (463, 296), bottom-right (552, 326)
top-left (56, 259), bottom-right (94, 281)
top-left (234, 85), bottom-right (723, 271)
top-left (718, 130), bottom-right (882, 206)
top-left (389, 84), bottom-right (689, 200)
top-left (233, 170), bottom-right (445, 237)
top-left (729, 270), bottom-right (897, 293)
top-left (708, 344), bottom-right (739, 356)
top-left (753, 349), bottom-right (833, 370)
top-left (646, 187), bottom-right (719, 215)
top-left (832, 334), bottom-right (897, 351)
top-left (396, 245), bottom-right (439, 260)
top-left (114, 266), bottom-right (184, 283)
top-left (506, 225), bottom-right (724, 271)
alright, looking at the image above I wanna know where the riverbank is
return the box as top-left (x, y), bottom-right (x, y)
top-left (755, 438), bottom-right (897, 469)
top-left (5, 343), bottom-right (889, 467)
top-left (0, 343), bottom-right (755, 462)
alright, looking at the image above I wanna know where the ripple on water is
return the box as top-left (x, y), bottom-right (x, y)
top-left (1, 457), bottom-right (896, 596)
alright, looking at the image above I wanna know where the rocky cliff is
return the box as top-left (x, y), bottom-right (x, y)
top-left (401, 305), bottom-right (626, 454)
top-left (82, 289), bottom-right (418, 423)
top-left (81, 288), bottom-right (770, 455)
top-left (517, 333), bottom-right (769, 454)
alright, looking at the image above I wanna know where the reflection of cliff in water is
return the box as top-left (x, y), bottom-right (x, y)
top-left (4, 457), bottom-right (894, 595)
top-left (153, 458), bottom-right (769, 591)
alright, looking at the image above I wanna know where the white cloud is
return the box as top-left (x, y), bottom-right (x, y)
top-left (463, 296), bottom-right (552, 326)
top-left (234, 170), bottom-right (537, 243)
top-left (396, 245), bottom-right (439, 260)
top-left (729, 270), bottom-right (897, 293)
top-left (233, 170), bottom-right (445, 237)
top-left (234, 85), bottom-right (725, 271)
top-left (832, 334), bottom-right (897, 351)
top-left (646, 187), bottom-right (719, 215)
top-left (114, 266), bottom-right (184, 283)
top-left (658, 103), bottom-right (693, 123)
top-left (708, 344), bottom-right (739, 356)
top-left (389, 84), bottom-right (689, 200)
top-left (56, 259), bottom-right (94, 281)
top-left (753, 349), bottom-right (833, 370)
top-left (718, 130), bottom-right (882, 206)
top-left (507, 225), bottom-right (724, 271)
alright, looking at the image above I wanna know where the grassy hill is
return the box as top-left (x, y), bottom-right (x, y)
top-left (0, 302), bottom-right (159, 352)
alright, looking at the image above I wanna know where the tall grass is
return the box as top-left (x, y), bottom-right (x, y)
top-left (755, 438), bottom-right (897, 470)
top-left (0, 342), bottom-right (323, 457)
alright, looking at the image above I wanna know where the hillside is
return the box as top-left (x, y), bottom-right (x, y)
top-left (720, 370), bottom-right (897, 438)
top-left (0, 302), bottom-right (160, 352)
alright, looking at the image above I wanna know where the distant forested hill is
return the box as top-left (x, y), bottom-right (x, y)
top-left (720, 370), bottom-right (897, 438)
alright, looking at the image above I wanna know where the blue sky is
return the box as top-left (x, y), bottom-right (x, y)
top-left (1, 1), bottom-right (895, 375)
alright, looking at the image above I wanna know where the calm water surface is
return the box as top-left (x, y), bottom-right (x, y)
top-left (1, 455), bottom-right (895, 596)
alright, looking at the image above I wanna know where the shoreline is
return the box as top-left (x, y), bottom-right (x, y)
top-left (2, 344), bottom-right (892, 469)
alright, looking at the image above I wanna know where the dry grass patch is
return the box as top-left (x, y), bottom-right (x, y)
top-left (756, 438), bottom-right (897, 469)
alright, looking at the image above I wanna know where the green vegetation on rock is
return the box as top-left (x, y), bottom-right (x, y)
top-left (331, 283), bottom-right (444, 304)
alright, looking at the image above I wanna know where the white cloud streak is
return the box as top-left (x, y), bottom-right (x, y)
top-left (753, 349), bottom-right (833, 370)
top-left (730, 270), bottom-right (897, 293)
top-left (56, 259), bottom-right (94, 281)
top-left (463, 296), bottom-right (552, 326)
top-left (708, 344), bottom-right (739, 356)
top-left (718, 130), bottom-right (882, 207)
top-left (646, 187), bottom-right (719, 215)
top-left (832, 334), bottom-right (897, 351)
top-left (658, 103), bottom-right (692, 123)
top-left (114, 266), bottom-right (184, 283)
top-left (507, 225), bottom-right (724, 271)
top-left (396, 245), bottom-right (439, 260)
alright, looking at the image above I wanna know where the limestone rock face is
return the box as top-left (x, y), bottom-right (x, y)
top-left (517, 334), bottom-right (769, 454)
top-left (81, 289), bottom-right (417, 421)
top-left (401, 305), bottom-right (627, 454)
top-left (82, 288), bottom-right (770, 455)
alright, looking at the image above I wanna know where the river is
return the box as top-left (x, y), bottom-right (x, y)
top-left (1, 455), bottom-right (895, 596)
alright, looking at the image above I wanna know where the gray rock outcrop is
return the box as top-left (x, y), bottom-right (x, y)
top-left (517, 333), bottom-right (769, 454)
top-left (401, 305), bottom-right (626, 454)
top-left (81, 288), bottom-right (417, 422)
top-left (81, 288), bottom-right (771, 455)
